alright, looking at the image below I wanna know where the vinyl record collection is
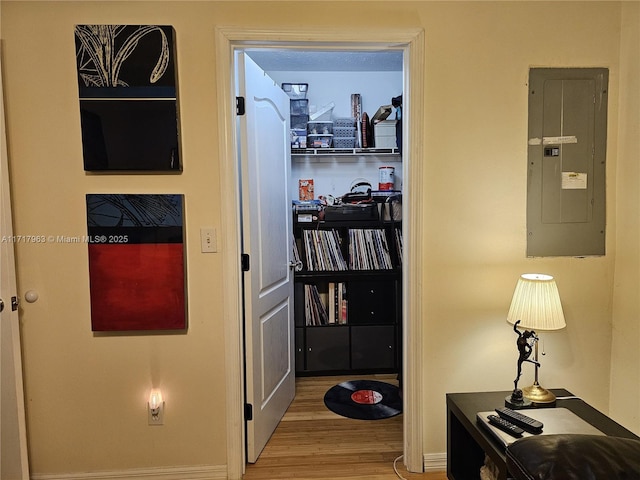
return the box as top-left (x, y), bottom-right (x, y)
top-left (394, 227), bottom-right (403, 265)
top-left (348, 228), bottom-right (392, 270)
top-left (300, 228), bottom-right (396, 271)
top-left (302, 229), bottom-right (348, 271)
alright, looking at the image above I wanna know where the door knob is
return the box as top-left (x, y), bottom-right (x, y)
top-left (25, 290), bottom-right (39, 303)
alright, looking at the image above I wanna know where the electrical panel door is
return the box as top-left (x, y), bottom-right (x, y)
top-left (527, 68), bottom-right (608, 257)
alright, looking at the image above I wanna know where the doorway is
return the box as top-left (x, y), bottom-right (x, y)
top-left (215, 26), bottom-right (425, 479)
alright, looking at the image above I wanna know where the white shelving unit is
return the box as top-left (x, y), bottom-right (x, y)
top-left (292, 147), bottom-right (400, 157)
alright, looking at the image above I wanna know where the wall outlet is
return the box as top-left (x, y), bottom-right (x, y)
top-left (148, 402), bottom-right (164, 425)
top-left (200, 227), bottom-right (217, 253)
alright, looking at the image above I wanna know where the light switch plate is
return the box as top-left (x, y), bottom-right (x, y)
top-left (200, 227), bottom-right (217, 253)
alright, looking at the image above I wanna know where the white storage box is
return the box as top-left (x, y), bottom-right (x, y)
top-left (374, 120), bottom-right (397, 148)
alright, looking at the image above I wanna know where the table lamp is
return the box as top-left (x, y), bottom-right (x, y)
top-left (506, 273), bottom-right (566, 407)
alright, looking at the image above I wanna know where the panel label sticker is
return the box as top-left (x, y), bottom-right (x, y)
top-left (562, 172), bottom-right (588, 190)
top-left (543, 135), bottom-right (578, 145)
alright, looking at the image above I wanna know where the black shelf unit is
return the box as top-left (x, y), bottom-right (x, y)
top-left (293, 217), bottom-right (402, 376)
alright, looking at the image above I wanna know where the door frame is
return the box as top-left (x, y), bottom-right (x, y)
top-left (215, 26), bottom-right (425, 479)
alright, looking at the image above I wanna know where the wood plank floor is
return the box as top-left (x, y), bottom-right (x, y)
top-left (242, 374), bottom-right (446, 480)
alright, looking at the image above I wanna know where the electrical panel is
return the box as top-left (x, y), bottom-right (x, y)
top-left (527, 68), bottom-right (608, 257)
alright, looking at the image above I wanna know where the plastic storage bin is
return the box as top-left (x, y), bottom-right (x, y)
top-left (290, 129), bottom-right (307, 148)
top-left (333, 137), bottom-right (356, 148)
top-left (334, 117), bottom-right (356, 128)
top-left (334, 126), bottom-right (356, 138)
top-left (282, 83), bottom-right (308, 99)
top-left (290, 99), bottom-right (309, 115)
top-left (308, 134), bottom-right (333, 148)
top-left (291, 114), bottom-right (309, 130)
top-left (310, 102), bottom-right (335, 121)
top-left (307, 121), bottom-right (333, 135)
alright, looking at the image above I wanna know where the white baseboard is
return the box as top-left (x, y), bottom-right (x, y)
top-left (30, 465), bottom-right (227, 480)
top-left (423, 452), bottom-right (447, 472)
top-left (29, 456), bottom-right (445, 479)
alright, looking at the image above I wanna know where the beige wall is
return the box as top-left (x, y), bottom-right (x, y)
top-left (610, 1), bottom-right (640, 432)
top-left (0, 0), bottom-right (637, 477)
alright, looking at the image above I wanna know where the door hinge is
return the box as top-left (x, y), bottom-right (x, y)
top-left (241, 253), bottom-right (250, 272)
top-left (245, 403), bottom-right (253, 421)
top-left (236, 96), bottom-right (246, 116)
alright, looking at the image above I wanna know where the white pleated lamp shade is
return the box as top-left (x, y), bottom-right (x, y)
top-left (507, 274), bottom-right (566, 331)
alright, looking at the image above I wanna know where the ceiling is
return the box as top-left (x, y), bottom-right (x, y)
top-left (245, 49), bottom-right (403, 72)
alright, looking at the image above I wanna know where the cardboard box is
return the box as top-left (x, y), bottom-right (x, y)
top-left (299, 179), bottom-right (314, 201)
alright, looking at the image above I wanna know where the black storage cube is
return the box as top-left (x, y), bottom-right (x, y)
top-left (348, 280), bottom-right (396, 324)
top-left (351, 325), bottom-right (396, 370)
top-left (305, 326), bottom-right (349, 371)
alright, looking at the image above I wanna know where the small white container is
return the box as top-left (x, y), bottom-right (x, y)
top-left (379, 166), bottom-right (395, 190)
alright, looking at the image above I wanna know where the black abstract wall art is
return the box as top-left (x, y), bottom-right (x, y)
top-left (75, 25), bottom-right (182, 171)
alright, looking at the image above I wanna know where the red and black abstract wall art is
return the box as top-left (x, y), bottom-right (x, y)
top-left (86, 194), bottom-right (186, 332)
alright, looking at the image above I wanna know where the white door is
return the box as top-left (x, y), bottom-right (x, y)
top-left (237, 52), bottom-right (295, 463)
top-left (0, 51), bottom-right (30, 480)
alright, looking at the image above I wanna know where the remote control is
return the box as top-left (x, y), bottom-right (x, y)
top-left (487, 414), bottom-right (524, 437)
top-left (495, 407), bottom-right (544, 433)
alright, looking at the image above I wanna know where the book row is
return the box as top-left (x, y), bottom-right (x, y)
top-left (304, 282), bottom-right (348, 326)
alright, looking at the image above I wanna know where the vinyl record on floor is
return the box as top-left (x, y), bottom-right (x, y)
top-left (323, 380), bottom-right (402, 420)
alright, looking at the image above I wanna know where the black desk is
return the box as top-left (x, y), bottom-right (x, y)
top-left (446, 389), bottom-right (639, 480)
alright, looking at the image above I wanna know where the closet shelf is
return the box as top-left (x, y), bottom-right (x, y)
top-left (291, 147), bottom-right (400, 157)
